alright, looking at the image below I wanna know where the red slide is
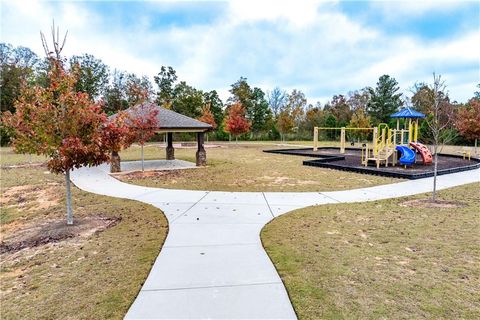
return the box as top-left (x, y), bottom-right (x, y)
top-left (409, 142), bottom-right (433, 165)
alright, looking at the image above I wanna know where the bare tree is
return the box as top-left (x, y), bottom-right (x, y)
top-left (40, 20), bottom-right (68, 61)
top-left (426, 74), bottom-right (456, 201)
top-left (267, 87), bottom-right (287, 118)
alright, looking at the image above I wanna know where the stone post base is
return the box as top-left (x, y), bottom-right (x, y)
top-left (196, 149), bottom-right (206, 166)
top-left (166, 146), bottom-right (175, 160)
top-left (110, 151), bottom-right (121, 173)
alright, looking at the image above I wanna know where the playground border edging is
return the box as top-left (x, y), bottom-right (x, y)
top-left (263, 148), bottom-right (480, 180)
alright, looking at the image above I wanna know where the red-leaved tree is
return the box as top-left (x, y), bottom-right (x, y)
top-left (198, 104), bottom-right (217, 129)
top-left (128, 103), bottom-right (160, 171)
top-left (224, 102), bottom-right (251, 143)
top-left (456, 98), bottom-right (480, 154)
top-left (198, 104), bottom-right (217, 141)
top-left (2, 24), bottom-right (111, 225)
top-left (102, 111), bottom-right (134, 173)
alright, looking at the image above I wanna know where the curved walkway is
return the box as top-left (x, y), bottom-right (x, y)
top-left (70, 163), bottom-right (479, 319)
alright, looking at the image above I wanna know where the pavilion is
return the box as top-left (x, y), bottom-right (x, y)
top-left (114, 103), bottom-right (212, 167)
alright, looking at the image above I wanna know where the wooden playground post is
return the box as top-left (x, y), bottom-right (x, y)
top-left (414, 119), bottom-right (419, 142)
top-left (408, 119), bottom-right (413, 143)
top-left (313, 127), bottom-right (318, 151)
top-left (340, 127), bottom-right (346, 154)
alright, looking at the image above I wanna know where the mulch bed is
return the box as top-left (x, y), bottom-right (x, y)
top-left (264, 147), bottom-right (480, 179)
top-left (0, 216), bottom-right (121, 254)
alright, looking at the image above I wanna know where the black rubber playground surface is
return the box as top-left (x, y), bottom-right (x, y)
top-left (263, 147), bottom-right (480, 179)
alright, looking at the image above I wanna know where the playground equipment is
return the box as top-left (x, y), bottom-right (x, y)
top-left (313, 126), bottom-right (374, 152)
top-left (361, 107), bottom-right (432, 168)
top-left (410, 142), bottom-right (433, 164)
top-left (396, 145), bottom-right (416, 166)
top-left (312, 107), bottom-right (433, 169)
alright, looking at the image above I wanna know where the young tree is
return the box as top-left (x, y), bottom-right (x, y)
top-left (128, 103), bottom-right (160, 171)
top-left (2, 25), bottom-right (110, 225)
top-left (367, 75), bottom-right (403, 125)
top-left (456, 98), bottom-right (480, 154)
top-left (426, 74), bottom-right (456, 201)
top-left (224, 102), bottom-right (250, 143)
top-left (102, 111), bottom-right (134, 173)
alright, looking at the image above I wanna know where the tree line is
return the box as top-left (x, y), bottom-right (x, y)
top-left (1, 42), bottom-right (479, 146)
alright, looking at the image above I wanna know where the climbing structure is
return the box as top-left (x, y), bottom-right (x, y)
top-left (361, 107), bottom-right (432, 168)
top-left (410, 142), bottom-right (433, 164)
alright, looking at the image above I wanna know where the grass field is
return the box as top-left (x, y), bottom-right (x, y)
top-left (1, 162), bottom-right (168, 319)
top-left (116, 143), bottom-right (396, 192)
top-left (2, 144), bottom-right (478, 319)
top-left (262, 183), bottom-right (480, 319)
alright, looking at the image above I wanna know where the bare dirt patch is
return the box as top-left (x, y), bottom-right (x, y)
top-left (400, 199), bottom-right (467, 209)
top-left (1, 162), bottom-right (46, 169)
top-left (117, 169), bottom-right (182, 181)
top-left (1, 183), bottom-right (61, 211)
top-left (0, 216), bottom-right (121, 254)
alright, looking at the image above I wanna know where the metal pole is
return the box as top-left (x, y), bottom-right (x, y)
top-left (141, 144), bottom-right (144, 171)
top-left (65, 170), bottom-right (73, 225)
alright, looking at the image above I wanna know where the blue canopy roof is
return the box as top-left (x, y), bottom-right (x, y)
top-left (390, 107), bottom-right (426, 119)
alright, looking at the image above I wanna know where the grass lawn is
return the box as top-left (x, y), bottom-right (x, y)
top-left (262, 183), bottom-right (480, 319)
top-left (117, 143), bottom-right (396, 192)
top-left (1, 160), bottom-right (168, 318)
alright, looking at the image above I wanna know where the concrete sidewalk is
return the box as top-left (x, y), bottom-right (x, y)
top-left (70, 163), bottom-right (479, 319)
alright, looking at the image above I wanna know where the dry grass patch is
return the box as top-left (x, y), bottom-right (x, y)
top-left (118, 143), bottom-right (396, 192)
top-left (0, 215), bottom-right (120, 254)
top-left (400, 199), bottom-right (466, 209)
top-left (0, 165), bottom-right (168, 319)
top-left (262, 183), bottom-right (480, 319)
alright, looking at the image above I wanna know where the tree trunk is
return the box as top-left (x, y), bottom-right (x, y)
top-left (110, 151), bottom-right (121, 173)
top-left (432, 144), bottom-right (438, 202)
top-left (141, 144), bottom-right (144, 171)
top-left (475, 138), bottom-right (478, 156)
top-left (65, 169), bottom-right (73, 225)
top-left (235, 136), bottom-right (238, 144)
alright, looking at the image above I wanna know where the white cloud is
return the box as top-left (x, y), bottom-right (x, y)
top-left (369, 0), bottom-right (472, 19)
top-left (227, 0), bottom-right (326, 28)
top-left (1, 0), bottom-right (478, 104)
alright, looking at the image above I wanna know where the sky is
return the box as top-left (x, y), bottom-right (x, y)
top-left (1, 0), bottom-right (479, 104)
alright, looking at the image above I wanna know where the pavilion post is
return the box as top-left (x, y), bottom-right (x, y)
top-left (196, 132), bottom-right (206, 166)
top-left (166, 132), bottom-right (175, 160)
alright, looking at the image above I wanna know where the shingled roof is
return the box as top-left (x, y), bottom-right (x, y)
top-left (111, 103), bottom-right (212, 132)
